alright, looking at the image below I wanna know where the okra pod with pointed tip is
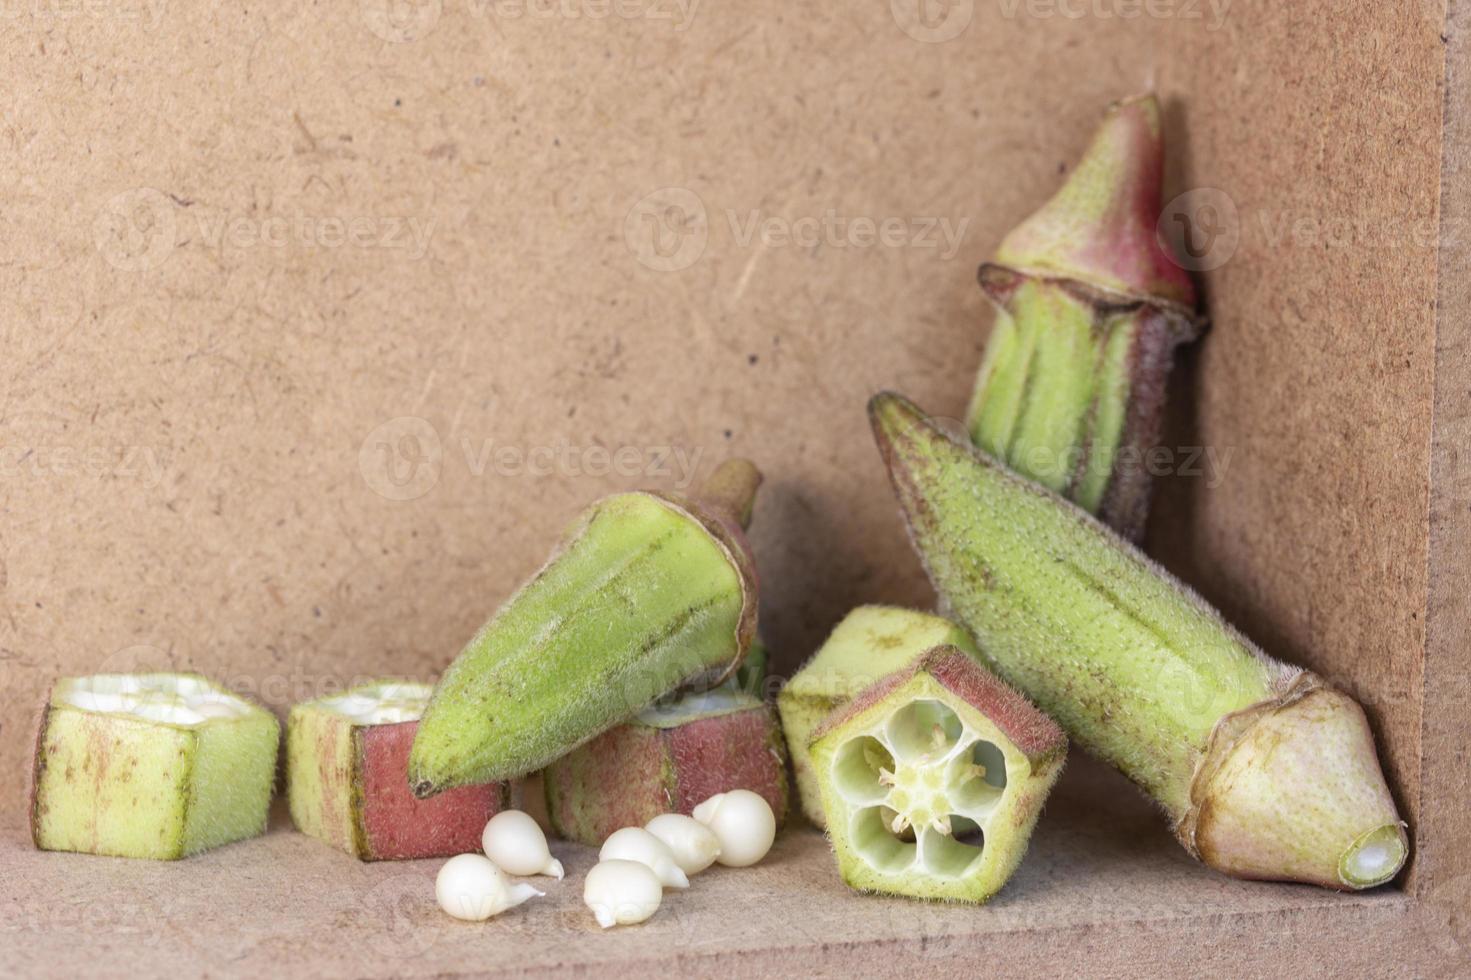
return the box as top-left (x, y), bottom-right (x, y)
top-left (871, 392), bottom-right (1408, 890)
top-left (967, 94), bottom-right (1202, 540)
top-left (408, 460), bottom-right (762, 797)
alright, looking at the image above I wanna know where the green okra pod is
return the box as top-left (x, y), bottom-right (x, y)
top-left (967, 94), bottom-right (1203, 540)
top-left (409, 460), bottom-right (761, 796)
top-left (871, 391), bottom-right (1408, 890)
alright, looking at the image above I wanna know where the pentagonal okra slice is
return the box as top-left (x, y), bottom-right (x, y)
top-left (810, 645), bottom-right (1066, 903)
top-left (779, 605), bottom-right (980, 827)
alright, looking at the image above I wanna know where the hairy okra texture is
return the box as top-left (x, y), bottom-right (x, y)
top-left (871, 392), bottom-right (1409, 890)
top-left (778, 605), bottom-right (980, 828)
top-left (967, 93), bottom-right (1204, 541)
top-left (287, 681), bottom-right (509, 860)
top-left (543, 670), bottom-right (789, 846)
top-left (408, 460), bottom-right (762, 797)
top-left (811, 646), bottom-right (1066, 903)
top-left (30, 674), bottom-right (279, 860)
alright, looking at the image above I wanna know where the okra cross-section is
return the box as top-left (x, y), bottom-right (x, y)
top-left (779, 605), bottom-right (980, 828)
top-left (811, 647), bottom-right (1065, 903)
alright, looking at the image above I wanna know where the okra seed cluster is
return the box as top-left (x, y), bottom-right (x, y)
top-left (829, 698), bottom-right (1008, 879)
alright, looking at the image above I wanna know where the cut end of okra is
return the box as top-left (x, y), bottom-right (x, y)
top-left (811, 647), bottom-right (1065, 903)
top-left (778, 605), bottom-right (980, 828)
top-left (30, 673), bottom-right (280, 860)
top-left (288, 681), bottom-right (508, 861)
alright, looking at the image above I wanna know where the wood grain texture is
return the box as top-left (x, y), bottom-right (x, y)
top-left (1419, 0), bottom-right (1471, 914)
top-left (2, 758), bottom-right (1457, 979)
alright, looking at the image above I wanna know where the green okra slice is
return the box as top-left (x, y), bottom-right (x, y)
top-left (778, 605), bottom-right (979, 827)
top-left (811, 646), bottom-right (1065, 903)
top-left (30, 673), bottom-right (279, 860)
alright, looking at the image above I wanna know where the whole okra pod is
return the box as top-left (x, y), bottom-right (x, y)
top-left (872, 392), bottom-right (1408, 890)
top-left (967, 94), bottom-right (1203, 540)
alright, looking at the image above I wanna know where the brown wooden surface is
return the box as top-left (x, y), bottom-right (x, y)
top-left (1, 759), bottom-right (1456, 979)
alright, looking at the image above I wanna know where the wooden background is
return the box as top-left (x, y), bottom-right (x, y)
top-left (0, 0), bottom-right (1450, 893)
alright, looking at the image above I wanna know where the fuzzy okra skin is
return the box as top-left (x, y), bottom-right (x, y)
top-left (543, 684), bottom-right (789, 846)
top-left (409, 461), bottom-right (760, 796)
top-left (288, 682), bottom-right (509, 860)
top-left (967, 94), bottom-right (1203, 541)
top-left (30, 674), bottom-right (279, 860)
top-left (811, 646), bottom-right (1065, 903)
top-left (870, 392), bottom-right (1408, 890)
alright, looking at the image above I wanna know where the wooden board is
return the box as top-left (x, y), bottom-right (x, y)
top-left (2, 759), bottom-right (1456, 978)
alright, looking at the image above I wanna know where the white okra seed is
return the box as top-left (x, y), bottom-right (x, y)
top-left (644, 813), bottom-right (722, 876)
top-left (435, 854), bottom-right (543, 922)
top-left (691, 790), bottom-right (776, 867)
top-left (598, 827), bottom-right (689, 889)
top-left (482, 809), bottom-right (565, 879)
top-left (583, 860), bottom-right (663, 929)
